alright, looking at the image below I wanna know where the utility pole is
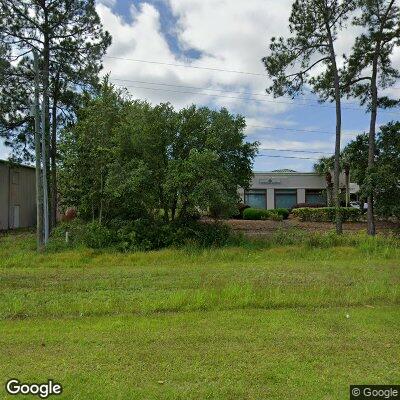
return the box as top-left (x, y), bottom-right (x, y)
top-left (33, 50), bottom-right (44, 250)
top-left (41, 85), bottom-right (49, 245)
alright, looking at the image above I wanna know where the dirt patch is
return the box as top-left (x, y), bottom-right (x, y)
top-left (220, 218), bottom-right (399, 237)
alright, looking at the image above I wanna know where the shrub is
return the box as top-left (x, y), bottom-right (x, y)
top-left (269, 212), bottom-right (284, 221)
top-left (48, 219), bottom-right (87, 251)
top-left (274, 208), bottom-right (290, 219)
top-left (83, 221), bottom-right (114, 249)
top-left (177, 221), bottom-right (233, 247)
top-left (110, 218), bottom-right (175, 251)
top-left (51, 218), bottom-right (235, 252)
top-left (243, 208), bottom-right (289, 221)
top-left (292, 207), bottom-right (361, 222)
top-left (231, 203), bottom-right (250, 219)
top-left (291, 203), bottom-right (326, 210)
top-left (243, 208), bottom-right (271, 220)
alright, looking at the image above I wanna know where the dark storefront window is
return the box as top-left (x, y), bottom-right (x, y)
top-left (244, 190), bottom-right (267, 209)
top-left (275, 189), bottom-right (297, 209)
top-left (305, 189), bottom-right (326, 205)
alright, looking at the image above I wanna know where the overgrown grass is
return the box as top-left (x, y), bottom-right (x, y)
top-left (0, 231), bottom-right (399, 399)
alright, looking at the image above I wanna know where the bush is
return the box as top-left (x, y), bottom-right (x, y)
top-left (274, 208), bottom-right (290, 220)
top-left (291, 203), bottom-right (326, 209)
top-left (109, 218), bottom-right (175, 251)
top-left (61, 218), bottom-right (234, 252)
top-left (243, 208), bottom-right (271, 220)
top-left (231, 203), bottom-right (250, 219)
top-left (48, 219), bottom-right (87, 251)
top-left (292, 207), bottom-right (361, 222)
top-left (83, 221), bottom-right (114, 249)
top-left (176, 221), bottom-right (233, 247)
top-left (243, 208), bottom-right (288, 221)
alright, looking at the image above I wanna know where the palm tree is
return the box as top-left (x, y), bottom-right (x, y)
top-left (342, 162), bottom-right (350, 207)
top-left (314, 157), bottom-right (334, 206)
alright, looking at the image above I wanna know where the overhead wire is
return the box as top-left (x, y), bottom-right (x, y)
top-left (112, 82), bottom-right (399, 114)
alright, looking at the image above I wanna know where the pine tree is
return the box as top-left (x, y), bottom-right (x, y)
top-left (0, 0), bottom-right (111, 238)
top-left (262, 0), bottom-right (355, 234)
top-left (342, 0), bottom-right (400, 235)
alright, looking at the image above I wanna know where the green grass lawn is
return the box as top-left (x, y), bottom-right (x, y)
top-left (0, 232), bottom-right (399, 399)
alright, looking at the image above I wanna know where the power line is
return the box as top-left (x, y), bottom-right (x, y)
top-left (246, 124), bottom-right (357, 136)
top-left (110, 77), bottom-right (361, 105)
top-left (260, 148), bottom-right (332, 155)
top-left (105, 56), bottom-right (400, 91)
top-left (114, 82), bottom-right (399, 114)
top-left (257, 154), bottom-right (320, 160)
top-left (104, 56), bottom-right (268, 76)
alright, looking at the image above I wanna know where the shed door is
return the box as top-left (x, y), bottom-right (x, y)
top-left (13, 205), bottom-right (20, 228)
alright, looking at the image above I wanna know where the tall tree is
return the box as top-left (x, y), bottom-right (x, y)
top-left (343, 0), bottom-right (400, 235)
top-left (313, 157), bottom-right (334, 206)
top-left (262, 0), bottom-right (354, 234)
top-left (0, 0), bottom-right (111, 237)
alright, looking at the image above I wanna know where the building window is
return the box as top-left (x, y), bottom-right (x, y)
top-left (274, 189), bottom-right (297, 209)
top-left (244, 189), bottom-right (267, 209)
top-left (305, 189), bottom-right (326, 205)
top-left (11, 171), bottom-right (20, 185)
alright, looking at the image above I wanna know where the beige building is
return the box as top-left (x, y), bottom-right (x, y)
top-left (238, 170), bottom-right (354, 210)
top-left (0, 161), bottom-right (36, 230)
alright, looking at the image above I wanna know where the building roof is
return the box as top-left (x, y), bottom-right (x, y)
top-left (253, 170), bottom-right (322, 176)
top-left (0, 159), bottom-right (35, 170)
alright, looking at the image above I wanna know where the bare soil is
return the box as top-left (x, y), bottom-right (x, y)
top-left (220, 217), bottom-right (399, 237)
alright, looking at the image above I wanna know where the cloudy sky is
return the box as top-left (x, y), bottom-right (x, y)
top-left (1, 0), bottom-right (399, 171)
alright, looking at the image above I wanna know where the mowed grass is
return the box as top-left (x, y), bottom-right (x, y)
top-left (0, 231), bottom-right (399, 399)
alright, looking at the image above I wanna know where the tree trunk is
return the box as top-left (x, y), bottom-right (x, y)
top-left (365, 0), bottom-right (395, 235)
top-left (171, 196), bottom-right (178, 221)
top-left (345, 166), bottom-right (350, 207)
top-left (50, 77), bottom-right (59, 230)
top-left (41, 7), bottom-right (51, 242)
top-left (367, 67), bottom-right (377, 236)
top-left (33, 50), bottom-right (44, 251)
top-left (99, 171), bottom-right (103, 224)
top-left (325, 16), bottom-right (342, 234)
top-left (327, 183), bottom-right (333, 206)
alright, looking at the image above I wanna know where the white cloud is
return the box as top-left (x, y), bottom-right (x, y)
top-left (97, 0), bottom-right (293, 112)
top-left (0, 140), bottom-right (10, 159)
top-left (97, 0), bottom-right (117, 7)
top-left (95, 1), bottom-right (399, 172)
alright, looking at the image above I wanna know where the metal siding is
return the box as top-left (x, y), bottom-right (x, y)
top-left (0, 164), bottom-right (9, 230)
top-left (9, 167), bottom-right (36, 229)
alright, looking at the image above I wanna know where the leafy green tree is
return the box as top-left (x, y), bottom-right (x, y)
top-left (341, 134), bottom-right (369, 194)
top-left (58, 82), bottom-right (125, 222)
top-left (263, 0), bottom-right (354, 234)
top-left (341, 122), bottom-right (399, 219)
top-left (343, 0), bottom-right (400, 234)
top-left (59, 82), bottom-right (258, 223)
top-left (373, 122), bottom-right (400, 218)
top-left (313, 157), bottom-right (334, 206)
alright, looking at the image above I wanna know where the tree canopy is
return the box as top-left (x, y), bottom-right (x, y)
top-left (58, 82), bottom-right (259, 223)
